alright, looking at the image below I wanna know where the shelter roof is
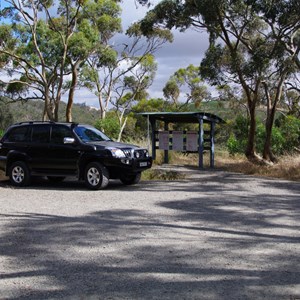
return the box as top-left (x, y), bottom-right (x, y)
top-left (139, 112), bottom-right (224, 124)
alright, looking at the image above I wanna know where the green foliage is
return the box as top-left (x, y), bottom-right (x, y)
top-left (121, 115), bottom-right (138, 141)
top-left (226, 115), bottom-right (249, 155)
top-left (275, 115), bottom-right (300, 152)
top-left (228, 114), bottom-right (300, 156)
top-left (227, 134), bottom-right (241, 156)
top-left (163, 64), bottom-right (210, 108)
top-left (0, 0), bottom-right (123, 121)
top-left (0, 99), bottom-right (14, 131)
top-left (94, 114), bottom-right (120, 140)
top-left (1, 99), bottom-right (99, 125)
top-left (200, 44), bottom-right (224, 85)
top-left (163, 80), bottom-right (180, 103)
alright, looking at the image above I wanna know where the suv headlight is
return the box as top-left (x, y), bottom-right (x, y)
top-left (144, 149), bottom-right (149, 157)
top-left (109, 148), bottom-right (126, 158)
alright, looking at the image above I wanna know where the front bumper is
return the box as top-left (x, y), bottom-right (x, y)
top-left (103, 156), bottom-right (152, 174)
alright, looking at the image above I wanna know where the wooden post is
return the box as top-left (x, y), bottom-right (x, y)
top-left (210, 122), bottom-right (215, 168)
top-left (164, 122), bottom-right (169, 164)
top-left (198, 117), bottom-right (204, 169)
top-left (150, 117), bottom-right (156, 160)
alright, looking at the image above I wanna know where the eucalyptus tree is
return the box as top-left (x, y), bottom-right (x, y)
top-left (113, 53), bottom-right (157, 141)
top-left (64, 0), bottom-right (122, 122)
top-left (0, 0), bottom-right (122, 122)
top-left (140, 0), bottom-right (300, 162)
top-left (80, 22), bottom-right (172, 121)
top-left (1, 0), bottom-right (78, 121)
top-left (285, 77), bottom-right (300, 118)
top-left (253, 0), bottom-right (300, 161)
top-left (163, 64), bottom-right (211, 109)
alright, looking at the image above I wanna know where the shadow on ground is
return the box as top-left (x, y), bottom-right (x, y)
top-left (0, 171), bottom-right (299, 299)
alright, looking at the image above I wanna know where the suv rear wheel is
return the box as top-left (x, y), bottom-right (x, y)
top-left (84, 162), bottom-right (109, 190)
top-left (120, 172), bottom-right (141, 185)
top-left (9, 161), bottom-right (31, 187)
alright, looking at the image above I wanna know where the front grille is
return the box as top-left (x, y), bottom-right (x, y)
top-left (122, 149), bottom-right (149, 159)
top-left (123, 149), bottom-right (133, 158)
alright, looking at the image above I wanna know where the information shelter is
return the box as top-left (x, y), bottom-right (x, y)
top-left (140, 112), bottom-right (224, 169)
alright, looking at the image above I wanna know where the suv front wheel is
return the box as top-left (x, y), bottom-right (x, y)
top-left (84, 162), bottom-right (109, 190)
top-left (9, 161), bottom-right (31, 187)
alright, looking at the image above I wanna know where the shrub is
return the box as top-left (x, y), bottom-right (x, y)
top-left (227, 134), bottom-right (240, 155)
top-left (226, 115), bottom-right (249, 155)
top-left (276, 115), bottom-right (300, 153)
top-left (226, 114), bottom-right (300, 156)
top-left (94, 115), bottom-right (120, 141)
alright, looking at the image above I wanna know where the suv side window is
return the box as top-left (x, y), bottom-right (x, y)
top-left (5, 126), bottom-right (30, 142)
top-left (32, 125), bottom-right (50, 143)
top-left (51, 125), bottom-right (73, 144)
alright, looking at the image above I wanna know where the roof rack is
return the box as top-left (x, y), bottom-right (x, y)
top-left (16, 121), bottom-right (56, 125)
top-left (15, 121), bottom-right (81, 126)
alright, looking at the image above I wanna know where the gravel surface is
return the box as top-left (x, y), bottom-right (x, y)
top-left (0, 167), bottom-right (299, 300)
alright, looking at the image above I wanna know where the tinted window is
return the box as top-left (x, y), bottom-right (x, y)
top-left (74, 126), bottom-right (111, 142)
top-left (6, 126), bottom-right (30, 142)
top-left (51, 125), bottom-right (73, 144)
top-left (32, 125), bottom-right (50, 143)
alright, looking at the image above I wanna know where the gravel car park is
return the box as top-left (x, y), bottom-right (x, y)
top-left (0, 167), bottom-right (299, 299)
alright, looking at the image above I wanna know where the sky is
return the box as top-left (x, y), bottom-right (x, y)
top-left (76, 0), bottom-right (209, 107)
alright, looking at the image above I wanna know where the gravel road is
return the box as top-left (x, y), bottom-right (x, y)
top-left (0, 167), bottom-right (299, 300)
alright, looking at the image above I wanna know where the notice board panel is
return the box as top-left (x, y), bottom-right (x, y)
top-left (158, 131), bottom-right (169, 150)
top-left (186, 131), bottom-right (198, 151)
top-left (172, 131), bottom-right (184, 151)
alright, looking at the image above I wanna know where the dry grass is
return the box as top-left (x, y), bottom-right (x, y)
top-left (151, 149), bottom-right (300, 182)
top-left (217, 154), bottom-right (300, 181)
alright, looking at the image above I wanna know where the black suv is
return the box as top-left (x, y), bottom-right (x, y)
top-left (0, 122), bottom-right (152, 189)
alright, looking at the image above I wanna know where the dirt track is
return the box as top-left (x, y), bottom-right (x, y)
top-left (0, 167), bottom-right (299, 299)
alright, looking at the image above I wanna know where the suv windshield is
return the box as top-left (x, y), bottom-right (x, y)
top-left (74, 125), bottom-right (111, 143)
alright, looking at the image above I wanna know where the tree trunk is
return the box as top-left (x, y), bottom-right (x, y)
top-left (245, 101), bottom-right (257, 160)
top-left (43, 92), bottom-right (55, 121)
top-left (262, 75), bottom-right (286, 163)
top-left (263, 111), bottom-right (277, 162)
top-left (66, 62), bottom-right (80, 122)
top-left (117, 115), bottom-right (128, 142)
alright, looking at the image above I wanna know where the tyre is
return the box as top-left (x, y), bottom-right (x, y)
top-left (84, 162), bottom-right (109, 190)
top-left (47, 176), bottom-right (66, 183)
top-left (120, 172), bottom-right (141, 185)
top-left (9, 161), bottom-right (31, 187)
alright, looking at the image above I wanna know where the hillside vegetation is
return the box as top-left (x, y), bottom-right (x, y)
top-left (7, 100), bottom-right (99, 125)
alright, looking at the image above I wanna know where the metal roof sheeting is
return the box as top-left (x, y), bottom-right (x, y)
top-left (139, 112), bottom-right (224, 124)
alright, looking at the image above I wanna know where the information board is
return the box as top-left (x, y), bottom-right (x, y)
top-left (172, 131), bottom-right (184, 151)
top-left (186, 131), bottom-right (198, 151)
top-left (158, 131), bottom-right (169, 150)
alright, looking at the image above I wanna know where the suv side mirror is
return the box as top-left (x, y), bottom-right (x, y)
top-left (64, 137), bottom-right (75, 144)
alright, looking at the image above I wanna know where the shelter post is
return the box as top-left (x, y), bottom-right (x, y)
top-left (198, 116), bottom-right (204, 169)
top-left (150, 117), bottom-right (156, 160)
top-left (164, 121), bottom-right (169, 164)
top-left (210, 122), bottom-right (215, 168)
